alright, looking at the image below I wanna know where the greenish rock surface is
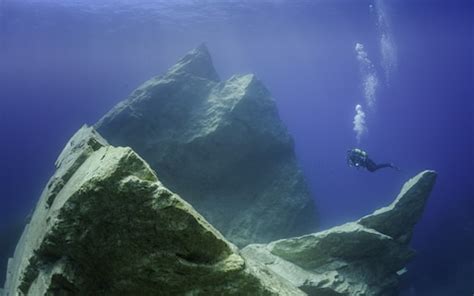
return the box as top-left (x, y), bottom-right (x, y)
top-left (95, 44), bottom-right (318, 247)
top-left (242, 170), bottom-right (437, 296)
top-left (2, 126), bottom-right (302, 296)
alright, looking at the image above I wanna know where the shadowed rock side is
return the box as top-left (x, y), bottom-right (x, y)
top-left (242, 170), bottom-right (437, 296)
top-left (95, 44), bottom-right (318, 247)
top-left (2, 126), bottom-right (303, 296)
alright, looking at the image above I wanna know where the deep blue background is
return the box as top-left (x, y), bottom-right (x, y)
top-left (1, 0), bottom-right (472, 294)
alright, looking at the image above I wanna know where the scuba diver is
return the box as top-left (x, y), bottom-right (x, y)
top-left (347, 148), bottom-right (399, 172)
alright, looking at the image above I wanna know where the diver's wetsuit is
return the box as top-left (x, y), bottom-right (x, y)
top-left (347, 148), bottom-right (398, 172)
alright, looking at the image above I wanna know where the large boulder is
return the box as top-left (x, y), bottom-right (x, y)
top-left (2, 126), bottom-right (303, 296)
top-left (95, 44), bottom-right (318, 246)
top-left (242, 170), bottom-right (437, 296)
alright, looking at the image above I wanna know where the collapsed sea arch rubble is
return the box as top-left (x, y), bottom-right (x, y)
top-left (95, 44), bottom-right (318, 247)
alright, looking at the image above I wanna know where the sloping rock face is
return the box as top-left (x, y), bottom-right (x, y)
top-left (242, 170), bottom-right (437, 296)
top-left (95, 44), bottom-right (317, 246)
top-left (2, 126), bottom-right (303, 296)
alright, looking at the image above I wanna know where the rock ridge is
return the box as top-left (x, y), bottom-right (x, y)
top-left (242, 170), bottom-right (437, 296)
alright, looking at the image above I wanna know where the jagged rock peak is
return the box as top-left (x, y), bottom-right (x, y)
top-left (167, 43), bottom-right (220, 81)
top-left (242, 170), bottom-right (437, 296)
top-left (358, 170), bottom-right (437, 243)
top-left (54, 124), bottom-right (108, 169)
top-left (94, 45), bottom-right (318, 247)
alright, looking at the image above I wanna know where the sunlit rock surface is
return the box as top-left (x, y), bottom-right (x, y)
top-left (95, 44), bottom-right (318, 247)
top-left (242, 170), bottom-right (437, 296)
top-left (2, 126), bottom-right (302, 296)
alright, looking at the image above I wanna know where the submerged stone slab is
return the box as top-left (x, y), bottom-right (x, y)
top-left (242, 170), bottom-right (437, 296)
top-left (95, 44), bottom-right (318, 246)
top-left (2, 126), bottom-right (301, 296)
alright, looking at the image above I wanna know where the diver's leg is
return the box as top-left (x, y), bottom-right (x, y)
top-left (373, 163), bottom-right (398, 171)
top-left (366, 158), bottom-right (398, 172)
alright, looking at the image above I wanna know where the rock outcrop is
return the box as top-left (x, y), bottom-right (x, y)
top-left (1, 127), bottom-right (437, 295)
top-left (242, 170), bottom-right (437, 296)
top-left (2, 126), bottom-right (303, 296)
top-left (95, 44), bottom-right (317, 247)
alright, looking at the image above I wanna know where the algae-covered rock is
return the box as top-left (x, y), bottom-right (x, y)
top-left (2, 126), bottom-right (300, 296)
top-left (95, 44), bottom-right (318, 247)
top-left (242, 170), bottom-right (437, 296)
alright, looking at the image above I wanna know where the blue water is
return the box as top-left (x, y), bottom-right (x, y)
top-left (0, 0), bottom-right (472, 294)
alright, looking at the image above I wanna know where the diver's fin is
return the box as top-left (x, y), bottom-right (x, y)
top-left (390, 163), bottom-right (401, 171)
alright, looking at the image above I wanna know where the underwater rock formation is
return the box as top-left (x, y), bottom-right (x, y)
top-left (95, 44), bottom-right (317, 247)
top-left (1, 44), bottom-right (438, 296)
top-left (2, 126), bottom-right (303, 296)
top-left (242, 170), bottom-right (437, 296)
top-left (1, 125), bottom-right (437, 295)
